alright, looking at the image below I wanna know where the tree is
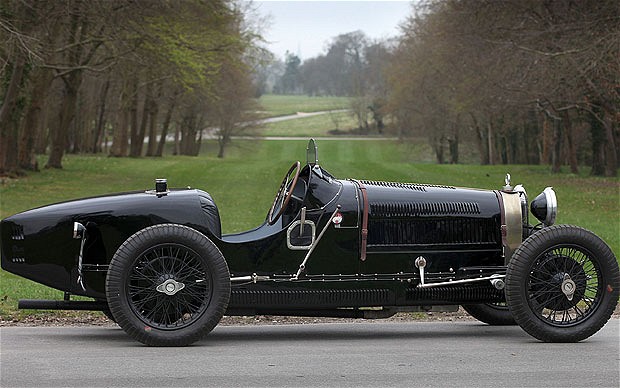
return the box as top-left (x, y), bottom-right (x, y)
top-left (277, 51), bottom-right (302, 94)
top-left (0, 0), bottom-right (266, 174)
top-left (0, 0), bottom-right (39, 175)
top-left (211, 61), bottom-right (261, 158)
top-left (387, 0), bottom-right (619, 173)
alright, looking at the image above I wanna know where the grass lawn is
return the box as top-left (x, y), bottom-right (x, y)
top-left (1, 139), bottom-right (618, 319)
top-left (258, 94), bottom-right (350, 117)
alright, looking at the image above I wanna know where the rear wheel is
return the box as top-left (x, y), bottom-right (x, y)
top-left (101, 307), bottom-right (117, 323)
top-left (462, 302), bottom-right (516, 325)
top-left (506, 225), bottom-right (619, 342)
top-left (106, 224), bottom-right (230, 346)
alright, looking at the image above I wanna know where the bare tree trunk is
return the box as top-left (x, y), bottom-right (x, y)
top-left (145, 83), bottom-right (160, 157)
top-left (487, 122), bottom-right (495, 165)
top-left (449, 121), bottom-right (459, 164)
top-left (173, 121), bottom-right (180, 156)
top-left (70, 95), bottom-right (84, 154)
top-left (34, 117), bottom-right (49, 154)
top-left (93, 78), bottom-right (110, 153)
top-left (195, 119), bottom-right (203, 156)
top-left (18, 68), bottom-right (54, 170)
top-left (128, 79), bottom-right (140, 157)
top-left (119, 111), bottom-right (130, 157)
top-left (110, 87), bottom-right (129, 157)
top-left (561, 111), bottom-right (578, 174)
top-left (615, 125), bottom-right (620, 168)
top-left (133, 82), bottom-right (152, 157)
top-left (217, 117), bottom-right (233, 158)
top-left (217, 134), bottom-right (229, 158)
top-left (470, 114), bottom-right (489, 165)
top-left (524, 111), bottom-right (540, 164)
top-left (604, 117), bottom-right (618, 177)
top-left (541, 116), bottom-right (552, 165)
top-left (551, 119), bottom-right (562, 173)
top-left (432, 134), bottom-right (445, 164)
top-left (499, 135), bottom-right (508, 165)
top-left (155, 97), bottom-right (176, 157)
top-left (45, 9), bottom-right (90, 169)
top-left (590, 107), bottom-right (606, 176)
top-left (18, 118), bottom-right (40, 172)
top-left (145, 101), bottom-right (158, 156)
top-left (179, 114), bottom-right (200, 156)
top-left (0, 54), bottom-right (26, 175)
top-left (507, 130), bottom-right (516, 164)
top-left (46, 74), bottom-right (81, 169)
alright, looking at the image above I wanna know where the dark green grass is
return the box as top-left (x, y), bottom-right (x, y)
top-left (1, 139), bottom-right (618, 319)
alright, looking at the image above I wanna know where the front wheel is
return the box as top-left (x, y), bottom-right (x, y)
top-left (106, 224), bottom-right (230, 346)
top-left (505, 225), bottom-right (619, 342)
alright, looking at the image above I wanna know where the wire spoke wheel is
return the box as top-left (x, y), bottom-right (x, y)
top-left (527, 246), bottom-right (600, 327)
top-left (127, 243), bottom-right (212, 330)
top-left (106, 224), bottom-right (230, 346)
top-left (506, 225), bottom-right (619, 342)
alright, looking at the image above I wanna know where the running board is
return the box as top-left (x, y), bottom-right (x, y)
top-left (225, 305), bottom-right (459, 319)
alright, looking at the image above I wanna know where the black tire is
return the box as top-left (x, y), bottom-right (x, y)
top-left (101, 308), bottom-right (117, 323)
top-left (94, 299), bottom-right (117, 323)
top-left (106, 224), bottom-right (230, 346)
top-left (462, 303), bottom-right (516, 325)
top-left (505, 225), bottom-right (619, 342)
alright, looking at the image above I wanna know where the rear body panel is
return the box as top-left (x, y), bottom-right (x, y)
top-left (1, 189), bottom-right (220, 299)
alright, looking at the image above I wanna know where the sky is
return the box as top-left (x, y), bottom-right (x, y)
top-left (252, 1), bottom-right (413, 61)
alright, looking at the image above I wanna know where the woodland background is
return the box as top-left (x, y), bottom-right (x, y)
top-left (1, 0), bottom-right (618, 176)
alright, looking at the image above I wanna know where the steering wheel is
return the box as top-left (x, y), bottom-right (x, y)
top-left (268, 161), bottom-right (301, 225)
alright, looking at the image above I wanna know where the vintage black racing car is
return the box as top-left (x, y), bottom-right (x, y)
top-left (1, 139), bottom-right (618, 346)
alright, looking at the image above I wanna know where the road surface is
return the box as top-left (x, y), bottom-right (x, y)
top-left (1, 320), bottom-right (618, 387)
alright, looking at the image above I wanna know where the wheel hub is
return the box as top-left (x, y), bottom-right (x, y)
top-left (561, 274), bottom-right (576, 301)
top-left (533, 255), bottom-right (588, 311)
top-left (156, 279), bottom-right (185, 296)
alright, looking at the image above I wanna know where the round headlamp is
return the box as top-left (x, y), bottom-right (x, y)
top-left (530, 187), bottom-right (557, 226)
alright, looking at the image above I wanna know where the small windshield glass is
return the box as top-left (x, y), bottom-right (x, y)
top-left (306, 139), bottom-right (318, 166)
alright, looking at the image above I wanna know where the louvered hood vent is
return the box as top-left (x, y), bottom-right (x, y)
top-left (371, 201), bottom-right (480, 217)
top-left (367, 218), bottom-right (499, 247)
top-left (359, 179), bottom-right (502, 249)
top-left (11, 224), bottom-right (24, 240)
top-left (360, 180), bottom-right (456, 191)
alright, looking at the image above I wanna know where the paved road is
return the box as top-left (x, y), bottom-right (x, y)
top-left (1, 320), bottom-right (618, 387)
top-left (260, 110), bottom-right (350, 124)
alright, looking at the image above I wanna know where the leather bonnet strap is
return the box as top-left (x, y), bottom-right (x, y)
top-left (351, 179), bottom-right (369, 262)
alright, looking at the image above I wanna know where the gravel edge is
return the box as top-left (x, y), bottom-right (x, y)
top-left (2, 306), bottom-right (619, 328)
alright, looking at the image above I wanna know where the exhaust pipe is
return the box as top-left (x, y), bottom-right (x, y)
top-left (18, 299), bottom-right (108, 311)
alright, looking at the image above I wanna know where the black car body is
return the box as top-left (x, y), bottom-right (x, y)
top-left (2, 139), bottom-right (618, 346)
